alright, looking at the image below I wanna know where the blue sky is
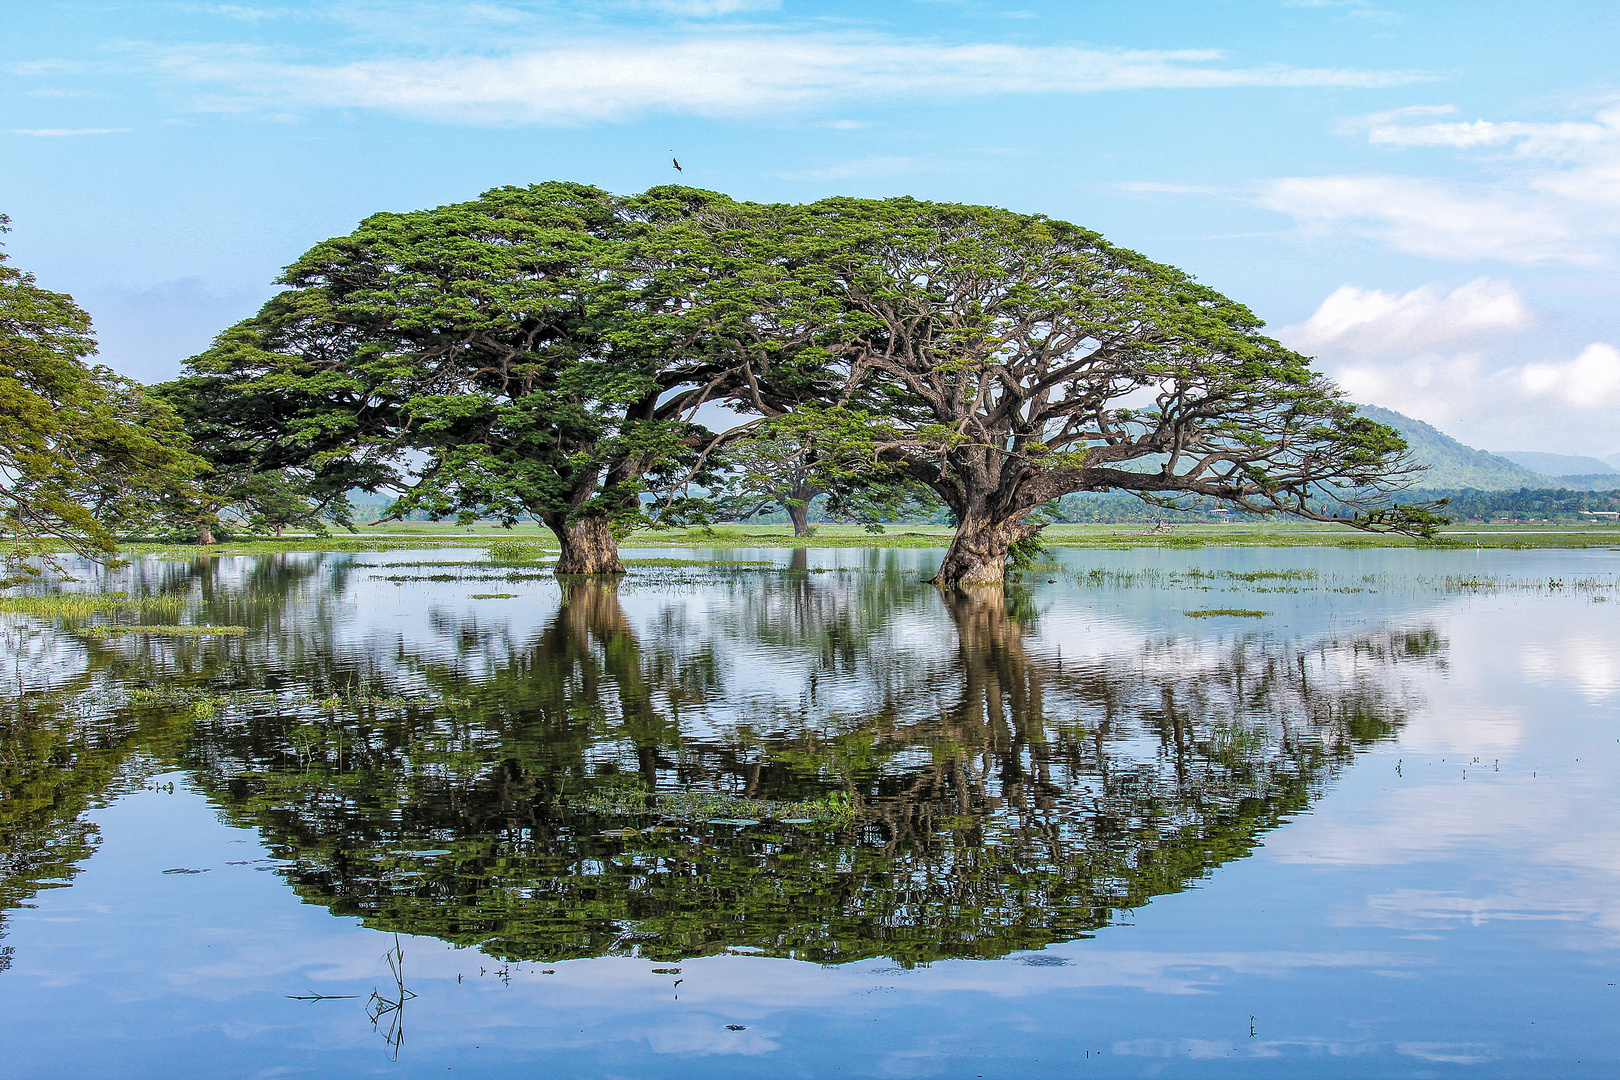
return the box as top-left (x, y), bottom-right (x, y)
top-left (4, 0), bottom-right (1618, 455)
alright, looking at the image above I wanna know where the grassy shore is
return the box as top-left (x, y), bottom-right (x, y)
top-left (99, 519), bottom-right (1620, 559)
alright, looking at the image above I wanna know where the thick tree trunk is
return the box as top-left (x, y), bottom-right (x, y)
top-left (196, 523), bottom-right (216, 546)
top-left (932, 513), bottom-right (1043, 587)
top-left (548, 515), bottom-right (625, 574)
top-left (783, 481), bottom-right (823, 536)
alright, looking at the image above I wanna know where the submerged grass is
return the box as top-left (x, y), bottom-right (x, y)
top-left (0, 593), bottom-right (187, 617)
top-left (1186, 609), bottom-right (1270, 618)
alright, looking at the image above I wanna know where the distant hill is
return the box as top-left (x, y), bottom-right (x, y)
top-left (1604, 451), bottom-right (1620, 469)
top-left (1551, 474), bottom-right (1620, 490)
top-left (1353, 405), bottom-right (1555, 490)
top-left (1494, 451), bottom-right (1618, 476)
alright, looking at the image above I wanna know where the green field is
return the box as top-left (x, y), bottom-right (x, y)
top-left (92, 519), bottom-right (1620, 560)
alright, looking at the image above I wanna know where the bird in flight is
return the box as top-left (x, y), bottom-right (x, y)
top-left (672, 155), bottom-right (682, 172)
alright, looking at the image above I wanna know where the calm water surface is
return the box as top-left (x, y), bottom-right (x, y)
top-left (1, 544), bottom-right (1617, 1078)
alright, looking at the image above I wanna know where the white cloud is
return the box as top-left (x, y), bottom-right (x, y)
top-left (1258, 103), bottom-right (1620, 265)
top-left (143, 38), bottom-right (1428, 125)
top-left (1256, 174), bottom-right (1599, 264)
top-left (1280, 277), bottom-right (1532, 356)
top-left (1517, 342), bottom-right (1620, 410)
top-left (1284, 279), bottom-right (1616, 451)
top-left (1365, 103), bottom-right (1618, 159)
top-left (1318, 344), bottom-right (1620, 454)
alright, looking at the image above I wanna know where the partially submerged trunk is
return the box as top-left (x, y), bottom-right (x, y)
top-left (931, 512), bottom-right (1043, 587)
top-left (782, 481), bottom-right (824, 537)
top-left (548, 514), bottom-right (625, 575)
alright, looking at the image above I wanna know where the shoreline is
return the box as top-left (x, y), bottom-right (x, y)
top-left (81, 520), bottom-right (1620, 560)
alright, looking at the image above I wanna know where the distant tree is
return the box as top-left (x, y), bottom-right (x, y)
top-left (713, 415), bottom-right (938, 536)
top-left (0, 215), bottom-right (202, 581)
top-left (696, 196), bottom-right (1440, 584)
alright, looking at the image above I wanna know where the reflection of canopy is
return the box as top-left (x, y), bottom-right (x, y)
top-left (156, 570), bottom-right (1440, 966)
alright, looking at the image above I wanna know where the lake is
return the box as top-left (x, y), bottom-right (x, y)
top-left (1, 544), bottom-right (1616, 1078)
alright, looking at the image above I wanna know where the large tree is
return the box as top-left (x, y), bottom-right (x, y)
top-left (0, 215), bottom-right (202, 582)
top-left (694, 196), bottom-right (1438, 584)
top-left (176, 183), bottom-right (751, 572)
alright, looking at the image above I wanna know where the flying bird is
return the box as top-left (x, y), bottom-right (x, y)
top-left (672, 155), bottom-right (682, 172)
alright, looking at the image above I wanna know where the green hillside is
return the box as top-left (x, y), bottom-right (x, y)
top-left (1494, 451), bottom-right (1618, 476)
top-left (1354, 405), bottom-right (1555, 491)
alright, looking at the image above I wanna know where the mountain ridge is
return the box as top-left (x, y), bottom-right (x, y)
top-left (1353, 405), bottom-right (1556, 491)
top-left (1493, 451), bottom-right (1618, 476)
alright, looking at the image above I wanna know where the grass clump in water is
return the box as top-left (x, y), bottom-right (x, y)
top-left (484, 540), bottom-right (550, 565)
top-left (1185, 608), bottom-right (1270, 619)
top-left (80, 624), bottom-right (250, 638)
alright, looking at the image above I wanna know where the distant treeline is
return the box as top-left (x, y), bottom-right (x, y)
top-left (757, 488), bottom-right (1620, 529)
top-left (1394, 487), bottom-right (1620, 522)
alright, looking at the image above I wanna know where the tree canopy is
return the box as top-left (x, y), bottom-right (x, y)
top-left (173, 185), bottom-right (1434, 581)
top-left (175, 182), bottom-right (762, 571)
top-left (683, 194), bottom-right (1438, 583)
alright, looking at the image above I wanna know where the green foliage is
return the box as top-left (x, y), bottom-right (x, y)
top-left (672, 194), bottom-right (1442, 581)
top-left (174, 183), bottom-right (761, 567)
top-left (1006, 533), bottom-right (1054, 572)
top-left (0, 216), bottom-right (203, 578)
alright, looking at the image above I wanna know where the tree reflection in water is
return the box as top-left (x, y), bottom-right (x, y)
top-left (0, 555), bottom-right (1444, 967)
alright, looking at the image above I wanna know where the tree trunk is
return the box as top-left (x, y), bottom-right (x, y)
top-left (196, 523), bottom-right (216, 546)
top-left (783, 481), bottom-right (823, 536)
top-left (932, 513), bottom-right (1042, 587)
top-left (548, 515), bottom-right (625, 574)
top-left (786, 501), bottom-right (812, 536)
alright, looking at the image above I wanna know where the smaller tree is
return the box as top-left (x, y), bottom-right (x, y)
top-left (712, 414), bottom-right (937, 536)
top-left (224, 469), bottom-right (353, 538)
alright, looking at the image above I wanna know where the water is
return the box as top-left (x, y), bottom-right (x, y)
top-left (1, 544), bottom-right (1616, 1078)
